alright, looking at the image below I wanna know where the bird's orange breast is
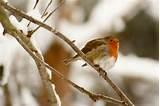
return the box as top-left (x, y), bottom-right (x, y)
top-left (108, 42), bottom-right (118, 60)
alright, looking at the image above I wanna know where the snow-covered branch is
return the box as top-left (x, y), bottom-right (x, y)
top-left (0, 2), bottom-right (59, 106)
top-left (0, 1), bottom-right (136, 105)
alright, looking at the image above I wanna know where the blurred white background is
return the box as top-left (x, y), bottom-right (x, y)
top-left (0, 0), bottom-right (158, 106)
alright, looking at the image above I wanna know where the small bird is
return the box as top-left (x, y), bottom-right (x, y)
top-left (64, 36), bottom-right (119, 70)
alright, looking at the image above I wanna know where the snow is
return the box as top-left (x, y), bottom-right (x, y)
top-left (59, 0), bottom-right (142, 47)
top-left (59, 0), bottom-right (158, 48)
top-left (0, 35), bottom-right (19, 85)
top-left (145, 0), bottom-right (159, 20)
top-left (51, 84), bottom-right (61, 106)
top-left (21, 87), bottom-right (39, 106)
top-left (8, 6), bottom-right (55, 53)
top-left (69, 54), bottom-right (158, 106)
top-left (112, 54), bottom-right (159, 80)
top-left (70, 54), bottom-right (158, 88)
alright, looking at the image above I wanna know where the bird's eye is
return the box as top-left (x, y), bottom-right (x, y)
top-left (110, 39), bottom-right (113, 42)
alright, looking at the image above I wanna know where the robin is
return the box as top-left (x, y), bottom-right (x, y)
top-left (64, 36), bottom-right (119, 70)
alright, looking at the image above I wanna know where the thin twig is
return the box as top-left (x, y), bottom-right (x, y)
top-left (33, 0), bottom-right (40, 9)
top-left (0, 1), bottom-right (134, 106)
top-left (27, 0), bottom-right (40, 27)
top-left (28, 0), bottom-right (64, 37)
top-left (41, 0), bottom-right (53, 18)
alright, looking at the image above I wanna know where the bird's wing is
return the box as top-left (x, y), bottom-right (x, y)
top-left (81, 38), bottom-right (105, 54)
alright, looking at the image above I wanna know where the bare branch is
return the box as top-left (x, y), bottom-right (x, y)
top-left (41, 0), bottom-right (53, 18)
top-left (0, 1), bottom-right (134, 106)
top-left (15, 35), bottom-right (126, 105)
top-left (0, 5), bottom-right (125, 105)
top-left (8, 35), bottom-right (126, 105)
top-left (0, 4), bottom-right (58, 106)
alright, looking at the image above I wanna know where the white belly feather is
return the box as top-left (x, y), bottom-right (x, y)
top-left (94, 56), bottom-right (116, 71)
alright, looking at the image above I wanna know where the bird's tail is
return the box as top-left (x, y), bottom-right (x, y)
top-left (63, 55), bottom-right (79, 65)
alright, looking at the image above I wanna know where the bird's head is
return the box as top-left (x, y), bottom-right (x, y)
top-left (104, 36), bottom-right (119, 48)
top-left (104, 36), bottom-right (119, 59)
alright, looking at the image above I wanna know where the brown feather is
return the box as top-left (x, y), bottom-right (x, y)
top-left (81, 38), bottom-right (106, 54)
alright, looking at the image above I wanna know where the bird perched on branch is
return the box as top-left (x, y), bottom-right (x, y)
top-left (64, 36), bottom-right (119, 70)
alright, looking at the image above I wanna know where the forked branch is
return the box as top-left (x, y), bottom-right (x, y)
top-left (0, 1), bottom-right (134, 106)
